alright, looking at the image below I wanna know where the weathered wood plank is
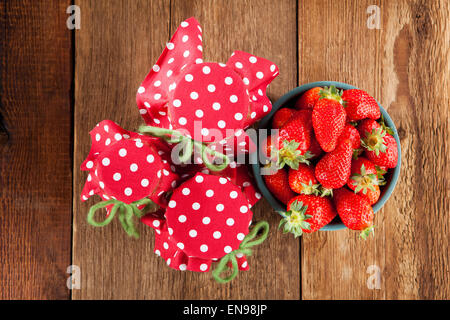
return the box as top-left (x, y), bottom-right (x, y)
top-left (73, 0), bottom-right (299, 299)
top-left (0, 0), bottom-right (72, 299)
top-left (169, 0), bottom-right (299, 299)
top-left (379, 0), bottom-right (449, 299)
top-left (72, 0), bottom-right (172, 300)
top-left (299, 0), bottom-right (449, 299)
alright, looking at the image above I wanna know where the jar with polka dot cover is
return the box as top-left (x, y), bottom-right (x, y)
top-left (141, 173), bottom-right (269, 283)
top-left (167, 159), bottom-right (262, 210)
top-left (79, 17), bottom-right (278, 284)
top-left (80, 120), bottom-right (179, 238)
top-left (136, 17), bottom-right (279, 158)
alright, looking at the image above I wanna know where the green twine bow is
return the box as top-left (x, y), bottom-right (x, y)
top-left (139, 125), bottom-right (230, 172)
top-left (212, 221), bottom-right (270, 284)
top-left (87, 198), bottom-right (158, 238)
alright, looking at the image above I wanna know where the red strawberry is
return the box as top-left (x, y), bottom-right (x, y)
top-left (263, 167), bottom-right (296, 204)
top-left (294, 87), bottom-right (321, 110)
top-left (365, 133), bottom-right (398, 168)
top-left (288, 164), bottom-right (320, 195)
top-left (308, 133), bottom-right (323, 159)
top-left (347, 157), bottom-right (379, 194)
top-left (275, 110), bottom-right (313, 169)
top-left (280, 195), bottom-right (337, 236)
top-left (333, 188), bottom-right (375, 238)
top-left (342, 89), bottom-right (381, 121)
top-left (357, 119), bottom-right (380, 138)
top-left (272, 108), bottom-right (295, 129)
top-left (375, 165), bottom-right (387, 183)
top-left (261, 135), bottom-right (276, 159)
top-left (360, 184), bottom-right (380, 205)
top-left (298, 109), bottom-right (323, 159)
top-left (358, 118), bottom-right (398, 168)
top-left (315, 139), bottom-right (353, 189)
top-left (262, 134), bottom-right (312, 170)
top-left (312, 86), bottom-right (347, 152)
top-left (359, 120), bottom-right (388, 155)
top-left (279, 110), bottom-right (312, 151)
top-left (337, 124), bottom-right (361, 151)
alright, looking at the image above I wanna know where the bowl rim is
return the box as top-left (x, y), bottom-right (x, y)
top-left (250, 81), bottom-right (402, 231)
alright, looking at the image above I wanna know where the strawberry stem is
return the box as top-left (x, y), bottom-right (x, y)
top-left (361, 128), bottom-right (387, 156)
top-left (359, 225), bottom-right (375, 240)
top-left (300, 181), bottom-right (321, 196)
top-left (319, 85), bottom-right (344, 105)
top-left (277, 140), bottom-right (313, 169)
top-left (320, 187), bottom-right (333, 197)
top-left (350, 164), bottom-right (379, 194)
top-left (279, 200), bottom-right (312, 237)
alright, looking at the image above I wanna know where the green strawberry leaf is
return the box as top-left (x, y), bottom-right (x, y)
top-left (279, 200), bottom-right (311, 237)
top-left (374, 166), bottom-right (387, 185)
top-left (360, 225), bottom-right (375, 240)
top-left (300, 181), bottom-right (321, 196)
top-left (379, 115), bottom-right (395, 136)
top-left (277, 141), bottom-right (313, 169)
top-left (320, 187), bottom-right (333, 197)
top-left (350, 168), bottom-right (379, 194)
top-left (361, 128), bottom-right (387, 155)
top-left (319, 85), bottom-right (344, 105)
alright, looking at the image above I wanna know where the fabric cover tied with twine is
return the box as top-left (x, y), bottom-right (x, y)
top-left (81, 120), bottom-right (178, 206)
top-left (79, 16), bottom-right (277, 282)
top-left (171, 161), bottom-right (262, 208)
top-left (209, 162), bottom-right (262, 208)
top-left (141, 173), bottom-right (267, 279)
top-left (136, 17), bottom-right (279, 155)
top-left (80, 120), bottom-right (179, 237)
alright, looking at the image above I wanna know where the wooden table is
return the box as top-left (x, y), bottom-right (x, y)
top-left (1, 0), bottom-right (449, 300)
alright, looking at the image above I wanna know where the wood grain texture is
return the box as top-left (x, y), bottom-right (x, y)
top-left (0, 0), bottom-right (72, 299)
top-left (73, 0), bottom-right (299, 300)
top-left (169, 0), bottom-right (299, 299)
top-left (299, 0), bottom-right (449, 299)
top-left (72, 0), bottom-right (172, 300)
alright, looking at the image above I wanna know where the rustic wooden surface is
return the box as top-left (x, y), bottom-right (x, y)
top-left (1, 0), bottom-right (449, 299)
top-left (299, 0), bottom-right (449, 300)
top-left (72, 0), bottom-right (299, 300)
top-left (0, 0), bottom-right (72, 299)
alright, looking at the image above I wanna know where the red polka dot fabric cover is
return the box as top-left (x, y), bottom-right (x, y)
top-left (171, 161), bottom-right (262, 208)
top-left (206, 128), bottom-right (256, 156)
top-left (136, 17), bottom-right (279, 155)
top-left (141, 173), bottom-right (252, 272)
top-left (80, 120), bottom-right (178, 208)
top-left (210, 162), bottom-right (262, 208)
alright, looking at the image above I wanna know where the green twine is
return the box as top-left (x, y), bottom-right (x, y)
top-left (139, 125), bottom-right (230, 172)
top-left (212, 221), bottom-right (270, 284)
top-left (87, 198), bottom-right (158, 238)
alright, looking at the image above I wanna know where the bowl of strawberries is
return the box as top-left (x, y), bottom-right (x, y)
top-left (251, 81), bottom-right (401, 237)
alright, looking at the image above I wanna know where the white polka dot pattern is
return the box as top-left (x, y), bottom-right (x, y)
top-left (83, 18), bottom-right (279, 273)
top-left (135, 18), bottom-right (278, 155)
top-left (169, 62), bottom-right (247, 142)
top-left (80, 120), bottom-right (178, 207)
top-left (136, 17), bottom-right (203, 130)
top-left (141, 212), bottom-right (214, 273)
top-left (164, 173), bottom-right (252, 260)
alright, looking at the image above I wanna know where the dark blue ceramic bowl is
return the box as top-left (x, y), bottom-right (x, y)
top-left (251, 81), bottom-right (401, 231)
